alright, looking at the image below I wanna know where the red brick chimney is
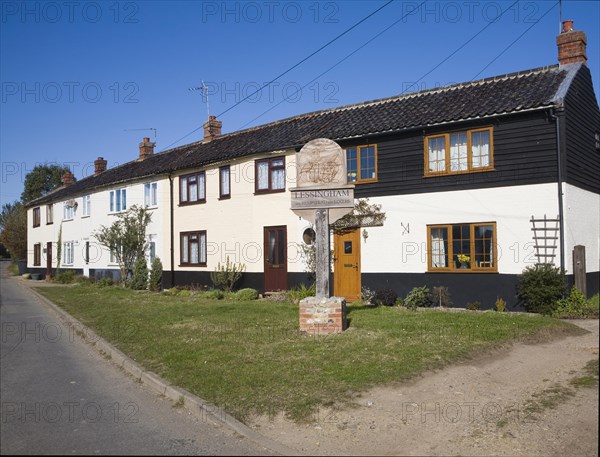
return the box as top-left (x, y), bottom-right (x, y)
top-left (139, 137), bottom-right (155, 160)
top-left (203, 115), bottom-right (222, 142)
top-left (94, 157), bottom-right (107, 175)
top-left (557, 20), bottom-right (587, 66)
top-left (62, 170), bottom-right (74, 186)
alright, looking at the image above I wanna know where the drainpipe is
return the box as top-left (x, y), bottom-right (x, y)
top-left (169, 172), bottom-right (175, 287)
top-left (552, 108), bottom-right (566, 274)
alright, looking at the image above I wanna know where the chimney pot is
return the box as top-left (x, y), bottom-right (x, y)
top-left (138, 137), bottom-right (156, 161)
top-left (562, 20), bottom-right (574, 33)
top-left (203, 116), bottom-right (222, 142)
top-left (94, 157), bottom-right (108, 176)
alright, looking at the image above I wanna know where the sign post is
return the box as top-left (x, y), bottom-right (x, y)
top-left (291, 138), bottom-right (354, 334)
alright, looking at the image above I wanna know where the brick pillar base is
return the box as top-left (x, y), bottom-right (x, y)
top-left (299, 296), bottom-right (347, 335)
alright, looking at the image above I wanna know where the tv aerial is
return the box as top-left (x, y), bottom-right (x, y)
top-left (189, 80), bottom-right (211, 118)
top-left (124, 128), bottom-right (158, 140)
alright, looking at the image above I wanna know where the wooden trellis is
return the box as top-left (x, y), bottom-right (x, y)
top-left (530, 215), bottom-right (560, 265)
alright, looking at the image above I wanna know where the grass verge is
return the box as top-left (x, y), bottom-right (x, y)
top-left (36, 284), bottom-right (585, 423)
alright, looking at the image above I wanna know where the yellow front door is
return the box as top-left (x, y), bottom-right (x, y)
top-left (334, 229), bottom-right (361, 300)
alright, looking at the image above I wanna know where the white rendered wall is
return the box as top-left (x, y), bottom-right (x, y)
top-left (27, 177), bottom-right (169, 273)
top-left (564, 183), bottom-right (600, 274)
top-left (173, 150), bottom-right (311, 274)
top-left (360, 183), bottom-right (562, 275)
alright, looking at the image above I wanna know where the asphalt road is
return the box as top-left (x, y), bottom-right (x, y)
top-left (0, 262), bottom-right (276, 455)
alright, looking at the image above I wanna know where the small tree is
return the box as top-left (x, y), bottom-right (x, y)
top-left (148, 257), bottom-right (163, 292)
top-left (432, 286), bottom-right (451, 308)
top-left (0, 201), bottom-right (27, 259)
top-left (94, 205), bottom-right (152, 285)
top-left (210, 256), bottom-right (245, 292)
top-left (517, 264), bottom-right (566, 315)
top-left (131, 256), bottom-right (148, 290)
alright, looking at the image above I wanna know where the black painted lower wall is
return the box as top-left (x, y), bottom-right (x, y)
top-left (26, 266), bottom-right (599, 312)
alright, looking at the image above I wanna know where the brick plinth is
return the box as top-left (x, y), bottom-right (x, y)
top-left (299, 296), bottom-right (347, 335)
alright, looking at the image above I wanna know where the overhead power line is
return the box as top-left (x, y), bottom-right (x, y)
top-left (160, 0), bottom-right (395, 151)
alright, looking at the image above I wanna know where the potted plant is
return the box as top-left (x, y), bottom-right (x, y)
top-left (457, 254), bottom-right (470, 269)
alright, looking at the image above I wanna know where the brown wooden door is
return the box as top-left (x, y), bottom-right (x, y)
top-left (264, 226), bottom-right (287, 292)
top-left (334, 229), bottom-right (361, 300)
top-left (46, 242), bottom-right (52, 278)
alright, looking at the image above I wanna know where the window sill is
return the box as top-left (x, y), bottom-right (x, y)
top-left (178, 201), bottom-right (206, 206)
top-left (33, 225), bottom-right (40, 228)
top-left (81, 215), bottom-right (90, 219)
top-left (178, 264), bottom-right (207, 268)
top-left (347, 179), bottom-right (378, 185)
top-left (427, 269), bottom-right (498, 273)
top-left (46, 222), bottom-right (54, 225)
top-left (218, 195), bottom-right (231, 200)
top-left (254, 189), bottom-right (286, 195)
top-left (423, 167), bottom-right (495, 178)
top-left (62, 218), bottom-right (74, 222)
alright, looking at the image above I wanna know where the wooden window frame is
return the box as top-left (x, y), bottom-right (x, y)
top-left (46, 204), bottom-right (53, 225)
top-left (180, 230), bottom-right (207, 267)
top-left (33, 243), bottom-right (41, 266)
top-left (255, 157), bottom-right (286, 194)
top-left (219, 166), bottom-right (231, 199)
top-left (427, 222), bottom-right (497, 272)
top-left (346, 144), bottom-right (378, 184)
top-left (424, 127), bottom-right (494, 177)
top-left (179, 172), bottom-right (206, 205)
top-left (32, 207), bottom-right (41, 227)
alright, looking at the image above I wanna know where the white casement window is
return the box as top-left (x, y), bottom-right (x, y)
top-left (63, 241), bottom-right (74, 265)
top-left (63, 202), bottom-right (75, 220)
top-left (46, 204), bottom-right (53, 224)
top-left (82, 195), bottom-right (91, 217)
top-left (109, 189), bottom-right (127, 212)
top-left (144, 182), bottom-right (158, 207)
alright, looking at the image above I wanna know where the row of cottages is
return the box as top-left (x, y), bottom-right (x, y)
top-left (26, 22), bottom-right (599, 309)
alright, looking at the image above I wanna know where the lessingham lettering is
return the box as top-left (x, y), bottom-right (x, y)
top-left (294, 190), bottom-right (350, 198)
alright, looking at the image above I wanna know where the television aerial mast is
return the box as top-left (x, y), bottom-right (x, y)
top-left (189, 80), bottom-right (210, 119)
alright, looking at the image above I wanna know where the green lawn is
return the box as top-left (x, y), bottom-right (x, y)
top-left (36, 285), bottom-right (584, 422)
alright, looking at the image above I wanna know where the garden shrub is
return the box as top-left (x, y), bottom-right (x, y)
top-left (466, 301), bottom-right (481, 311)
top-left (130, 257), bottom-right (148, 290)
top-left (553, 287), bottom-right (597, 318)
top-left (96, 277), bottom-right (114, 288)
top-left (235, 288), bottom-right (259, 301)
top-left (404, 286), bottom-right (432, 310)
top-left (148, 257), bottom-right (163, 292)
top-left (206, 289), bottom-right (225, 300)
top-left (495, 297), bottom-right (507, 312)
top-left (431, 286), bottom-right (451, 307)
top-left (210, 256), bottom-right (245, 291)
top-left (517, 264), bottom-right (566, 315)
top-left (373, 288), bottom-right (398, 306)
top-left (54, 270), bottom-right (76, 284)
top-left (287, 284), bottom-right (316, 303)
top-left (361, 286), bottom-right (376, 305)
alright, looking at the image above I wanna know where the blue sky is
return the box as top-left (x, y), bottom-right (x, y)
top-left (1, 0), bottom-right (599, 207)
